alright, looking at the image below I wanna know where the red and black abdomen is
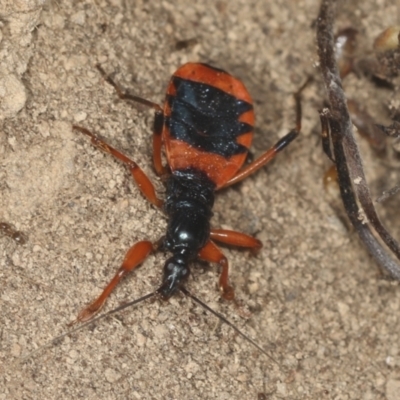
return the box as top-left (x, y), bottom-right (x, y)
top-left (167, 76), bottom-right (252, 157)
top-left (163, 63), bottom-right (255, 189)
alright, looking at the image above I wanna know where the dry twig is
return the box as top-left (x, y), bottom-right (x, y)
top-left (317, 0), bottom-right (400, 278)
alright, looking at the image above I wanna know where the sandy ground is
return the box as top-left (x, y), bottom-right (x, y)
top-left (1, 0), bottom-right (400, 399)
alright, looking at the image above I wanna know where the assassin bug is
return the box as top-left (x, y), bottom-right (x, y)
top-left (72, 62), bottom-right (303, 324)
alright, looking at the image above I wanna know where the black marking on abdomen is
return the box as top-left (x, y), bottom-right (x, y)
top-left (166, 77), bottom-right (253, 157)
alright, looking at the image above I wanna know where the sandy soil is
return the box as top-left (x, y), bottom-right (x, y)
top-left (1, 0), bottom-right (400, 399)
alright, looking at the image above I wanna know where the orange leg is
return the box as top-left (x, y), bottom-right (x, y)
top-left (73, 126), bottom-right (163, 208)
top-left (223, 130), bottom-right (298, 187)
top-left (96, 65), bottom-right (167, 176)
top-left (198, 240), bottom-right (234, 301)
top-left (222, 78), bottom-right (308, 188)
top-left (72, 240), bottom-right (154, 324)
top-left (210, 228), bottom-right (262, 250)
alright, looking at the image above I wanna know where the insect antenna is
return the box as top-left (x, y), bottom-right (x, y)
top-left (20, 290), bottom-right (158, 362)
top-left (20, 283), bottom-right (279, 369)
top-left (180, 287), bottom-right (280, 366)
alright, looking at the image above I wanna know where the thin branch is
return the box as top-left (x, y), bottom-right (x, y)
top-left (317, 0), bottom-right (400, 278)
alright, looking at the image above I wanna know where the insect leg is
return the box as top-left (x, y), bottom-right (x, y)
top-left (96, 65), bottom-right (168, 176)
top-left (221, 79), bottom-right (308, 188)
top-left (210, 229), bottom-right (262, 250)
top-left (73, 126), bottom-right (163, 208)
top-left (96, 64), bottom-right (162, 111)
top-left (72, 240), bottom-right (154, 324)
top-left (152, 111), bottom-right (168, 176)
top-left (198, 240), bottom-right (234, 301)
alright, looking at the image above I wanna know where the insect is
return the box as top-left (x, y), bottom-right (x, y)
top-left (72, 62), bottom-right (302, 324)
top-left (0, 221), bottom-right (27, 245)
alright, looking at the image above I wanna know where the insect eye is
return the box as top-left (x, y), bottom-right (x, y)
top-left (181, 267), bottom-right (190, 279)
top-left (165, 260), bottom-right (175, 273)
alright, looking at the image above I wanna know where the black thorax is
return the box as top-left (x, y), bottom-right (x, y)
top-left (157, 168), bottom-right (215, 299)
top-left (164, 168), bottom-right (215, 260)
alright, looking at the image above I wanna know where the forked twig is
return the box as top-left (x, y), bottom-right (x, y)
top-left (317, 0), bottom-right (400, 278)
